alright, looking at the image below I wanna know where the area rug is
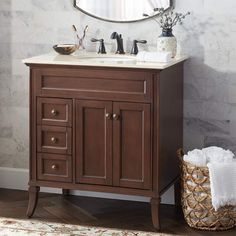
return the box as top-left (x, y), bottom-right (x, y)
top-left (0, 217), bottom-right (175, 236)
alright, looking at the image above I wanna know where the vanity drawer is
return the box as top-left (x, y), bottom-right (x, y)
top-left (37, 98), bottom-right (72, 127)
top-left (37, 153), bottom-right (72, 182)
top-left (37, 126), bottom-right (72, 155)
top-left (34, 68), bottom-right (152, 102)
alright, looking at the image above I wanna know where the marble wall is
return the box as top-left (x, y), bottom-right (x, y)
top-left (0, 0), bottom-right (236, 169)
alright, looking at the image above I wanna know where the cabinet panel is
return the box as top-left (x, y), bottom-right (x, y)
top-left (35, 67), bottom-right (152, 102)
top-left (113, 102), bottom-right (151, 189)
top-left (37, 126), bottom-right (72, 155)
top-left (75, 100), bottom-right (113, 185)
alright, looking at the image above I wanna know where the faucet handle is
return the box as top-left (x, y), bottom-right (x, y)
top-left (91, 38), bottom-right (101, 43)
top-left (131, 40), bottom-right (147, 55)
top-left (91, 38), bottom-right (106, 54)
top-left (136, 40), bottom-right (147, 44)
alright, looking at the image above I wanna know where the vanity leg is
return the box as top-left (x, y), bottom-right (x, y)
top-left (151, 197), bottom-right (161, 231)
top-left (26, 186), bottom-right (40, 218)
top-left (62, 189), bottom-right (70, 196)
top-left (174, 178), bottom-right (181, 206)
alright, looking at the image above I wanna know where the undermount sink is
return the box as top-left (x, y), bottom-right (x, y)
top-left (81, 57), bottom-right (135, 62)
top-left (74, 53), bottom-right (136, 62)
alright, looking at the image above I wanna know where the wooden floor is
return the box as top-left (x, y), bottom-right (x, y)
top-left (0, 189), bottom-right (235, 235)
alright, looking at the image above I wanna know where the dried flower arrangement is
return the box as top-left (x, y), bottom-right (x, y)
top-left (143, 8), bottom-right (190, 33)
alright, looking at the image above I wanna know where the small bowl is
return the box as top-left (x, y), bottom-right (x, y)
top-left (53, 44), bottom-right (77, 55)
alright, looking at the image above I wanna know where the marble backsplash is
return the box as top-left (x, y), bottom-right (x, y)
top-left (0, 0), bottom-right (236, 168)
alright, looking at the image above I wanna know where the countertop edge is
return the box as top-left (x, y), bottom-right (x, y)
top-left (22, 53), bottom-right (189, 70)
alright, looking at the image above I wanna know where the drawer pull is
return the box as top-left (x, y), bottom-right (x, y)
top-left (51, 137), bottom-right (58, 143)
top-left (113, 114), bottom-right (120, 120)
top-left (105, 113), bottom-right (112, 120)
top-left (51, 164), bottom-right (58, 170)
top-left (51, 109), bottom-right (59, 116)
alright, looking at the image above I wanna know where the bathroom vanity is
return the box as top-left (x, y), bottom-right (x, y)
top-left (23, 53), bottom-right (187, 230)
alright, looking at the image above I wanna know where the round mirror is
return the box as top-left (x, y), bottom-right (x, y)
top-left (74, 0), bottom-right (172, 23)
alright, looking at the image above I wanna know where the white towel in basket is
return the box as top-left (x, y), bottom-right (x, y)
top-left (183, 146), bottom-right (234, 167)
top-left (183, 149), bottom-right (207, 167)
top-left (203, 146), bottom-right (234, 163)
top-left (207, 161), bottom-right (236, 211)
top-left (184, 146), bottom-right (236, 210)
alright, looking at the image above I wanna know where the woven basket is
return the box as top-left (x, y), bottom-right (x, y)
top-left (177, 149), bottom-right (236, 231)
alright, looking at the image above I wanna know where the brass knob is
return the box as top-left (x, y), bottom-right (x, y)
top-left (51, 164), bottom-right (57, 170)
top-left (105, 113), bottom-right (112, 120)
top-left (113, 114), bottom-right (120, 120)
top-left (51, 137), bottom-right (58, 143)
top-left (51, 109), bottom-right (58, 116)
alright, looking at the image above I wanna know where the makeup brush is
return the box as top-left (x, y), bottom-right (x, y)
top-left (72, 24), bottom-right (80, 47)
top-left (72, 25), bottom-right (80, 38)
top-left (79, 25), bottom-right (89, 49)
top-left (82, 25), bottom-right (89, 40)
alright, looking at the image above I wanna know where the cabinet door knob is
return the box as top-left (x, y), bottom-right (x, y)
top-left (51, 164), bottom-right (58, 170)
top-left (51, 137), bottom-right (58, 143)
top-left (113, 114), bottom-right (120, 120)
top-left (105, 113), bottom-right (112, 120)
top-left (51, 109), bottom-right (58, 116)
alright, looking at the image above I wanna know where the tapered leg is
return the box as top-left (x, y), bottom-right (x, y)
top-left (26, 186), bottom-right (40, 218)
top-left (62, 189), bottom-right (70, 196)
top-left (174, 179), bottom-right (181, 207)
top-left (151, 197), bottom-right (161, 231)
top-left (174, 178), bottom-right (183, 217)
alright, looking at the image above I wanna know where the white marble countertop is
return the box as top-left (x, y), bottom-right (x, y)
top-left (23, 52), bottom-right (188, 70)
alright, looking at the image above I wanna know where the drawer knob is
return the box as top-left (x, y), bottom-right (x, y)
top-left (51, 137), bottom-right (58, 143)
top-left (113, 114), bottom-right (120, 120)
top-left (105, 113), bottom-right (112, 120)
top-left (51, 109), bottom-right (58, 116)
top-left (51, 164), bottom-right (58, 170)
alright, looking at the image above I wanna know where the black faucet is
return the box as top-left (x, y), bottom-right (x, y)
top-left (130, 40), bottom-right (147, 55)
top-left (91, 38), bottom-right (106, 54)
top-left (110, 32), bottom-right (125, 54)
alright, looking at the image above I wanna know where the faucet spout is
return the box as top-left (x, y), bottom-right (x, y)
top-left (110, 32), bottom-right (125, 54)
top-left (110, 32), bottom-right (118, 40)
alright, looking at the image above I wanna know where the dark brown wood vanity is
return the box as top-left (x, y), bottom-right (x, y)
top-left (24, 54), bottom-right (185, 230)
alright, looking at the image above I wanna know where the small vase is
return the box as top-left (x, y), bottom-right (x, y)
top-left (157, 29), bottom-right (177, 58)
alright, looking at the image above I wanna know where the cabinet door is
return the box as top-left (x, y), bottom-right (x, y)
top-left (113, 102), bottom-right (151, 189)
top-left (75, 100), bottom-right (113, 185)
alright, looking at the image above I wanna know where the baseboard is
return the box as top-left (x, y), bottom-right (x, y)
top-left (0, 167), bottom-right (174, 204)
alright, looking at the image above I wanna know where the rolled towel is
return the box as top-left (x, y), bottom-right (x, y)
top-left (202, 146), bottom-right (234, 163)
top-left (183, 149), bottom-right (207, 167)
top-left (207, 160), bottom-right (236, 210)
top-left (136, 51), bottom-right (172, 63)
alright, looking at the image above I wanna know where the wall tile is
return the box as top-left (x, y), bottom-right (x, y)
top-left (184, 100), bottom-right (205, 119)
top-left (11, 0), bottom-right (31, 11)
top-left (203, 101), bottom-right (230, 120)
top-left (0, 0), bottom-right (11, 11)
top-left (183, 130), bottom-right (204, 151)
top-left (0, 126), bottom-right (13, 138)
top-left (184, 118), bottom-right (230, 137)
top-left (204, 136), bottom-right (236, 154)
